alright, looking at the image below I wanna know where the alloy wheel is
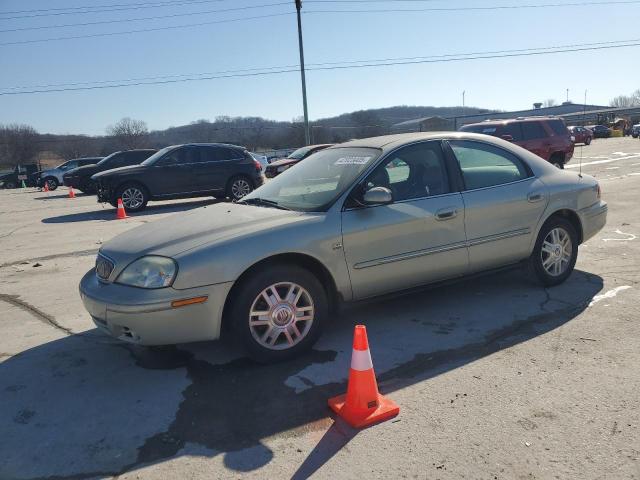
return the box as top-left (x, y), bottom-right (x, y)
top-left (541, 227), bottom-right (572, 277)
top-left (121, 187), bottom-right (144, 210)
top-left (248, 282), bottom-right (314, 350)
top-left (231, 178), bottom-right (252, 199)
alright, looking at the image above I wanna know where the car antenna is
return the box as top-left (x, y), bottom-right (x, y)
top-left (579, 90), bottom-right (587, 178)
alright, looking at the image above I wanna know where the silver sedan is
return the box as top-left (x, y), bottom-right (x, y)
top-left (80, 132), bottom-right (607, 362)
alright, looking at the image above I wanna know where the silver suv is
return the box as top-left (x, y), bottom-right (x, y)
top-left (38, 157), bottom-right (102, 190)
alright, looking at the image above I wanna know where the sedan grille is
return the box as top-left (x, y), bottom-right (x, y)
top-left (95, 254), bottom-right (115, 281)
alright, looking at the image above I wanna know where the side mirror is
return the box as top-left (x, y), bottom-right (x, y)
top-left (363, 186), bottom-right (393, 205)
top-left (501, 134), bottom-right (514, 142)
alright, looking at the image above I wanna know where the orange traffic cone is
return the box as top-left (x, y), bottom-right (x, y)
top-left (116, 198), bottom-right (128, 219)
top-left (68, 186), bottom-right (76, 198)
top-left (43, 182), bottom-right (49, 193)
top-left (328, 325), bottom-right (399, 428)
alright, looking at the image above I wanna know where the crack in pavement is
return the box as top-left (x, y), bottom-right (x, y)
top-left (0, 294), bottom-right (74, 336)
top-left (0, 249), bottom-right (97, 269)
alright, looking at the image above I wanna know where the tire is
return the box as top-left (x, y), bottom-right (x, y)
top-left (228, 264), bottom-right (327, 363)
top-left (226, 175), bottom-right (254, 201)
top-left (5, 181), bottom-right (16, 189)
top-left (529, 217), bottom-right (578, 287)
top-left (115, 183), bottom-right (148, 212)
top-left (585, 136), bottom-right (592, 145)
top-left (44, 177), bottom-right (58, 190)
top-left (550, 154), bottom-right (565, 169)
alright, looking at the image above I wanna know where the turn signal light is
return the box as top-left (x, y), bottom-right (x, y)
top-left (171, 296), bottom-right (208, 308)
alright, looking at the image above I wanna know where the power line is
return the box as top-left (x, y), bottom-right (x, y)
top-left (0, 2), bottom-right (290, 33)
top-left (304, 1), bottom-right (640, 12)
top-left (2, 38), bottom-right (636, 91)
top-left (0, 0), bottom-right (238, 20)
top-left (1, 40), bottom-right (638, 96)
top-left (0, 12), bottom-right (294, 46)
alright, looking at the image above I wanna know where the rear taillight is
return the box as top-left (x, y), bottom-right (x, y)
top-left (253, 159), bottom-right (262, 172)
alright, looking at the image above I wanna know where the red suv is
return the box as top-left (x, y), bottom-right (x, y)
top-left (459, 117), bottom-right (574, 168)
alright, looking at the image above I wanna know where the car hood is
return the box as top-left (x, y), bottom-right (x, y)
top-left (267, 158), bottom-right (297, 168)
top-left (92, 165), bottom-right (147, 180)
top-left (100, 202), bottom-right (307, 263)
top-left (65, 165), bottom-right (98, 178)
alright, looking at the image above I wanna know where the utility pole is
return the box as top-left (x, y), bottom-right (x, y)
top-left (295, 0), bottom-right (310, 145)
top-left (462, 90), bottom-right (466, 118)
top-left (566, 88), bottom-right (569, 103)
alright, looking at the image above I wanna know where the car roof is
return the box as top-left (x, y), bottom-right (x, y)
top-left (179, 143), bottom-right (246, 149)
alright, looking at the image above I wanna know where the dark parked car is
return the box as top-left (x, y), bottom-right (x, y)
top-left (631, 124), bottom-right (640, 138)
top-left (460, 117), bottom-right (574, 169)
top-left (36, 157), bottom-right (102, 190)
top-left (92, 143), bottom-right (264, 212)
top-left (568, 126), bottom-right (593, 145)
top-left (264, 144), bottom-right (333, 178)
top-left (587, 125), bottom-right (612, 138)
top-left (0, 164), bottom-right (39, 189)
top-left (63, 150), bottom-right (156, 193)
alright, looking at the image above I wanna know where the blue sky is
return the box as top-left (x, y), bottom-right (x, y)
top-left (0, 0), bottom-right (638, 135)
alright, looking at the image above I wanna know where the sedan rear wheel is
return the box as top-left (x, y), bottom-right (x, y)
top-left (529, 217), bottom-right (578, 286)
top-left (45, 177), bottom-right (58, 190)
top-left (229, 265), bottom-right (326, 363)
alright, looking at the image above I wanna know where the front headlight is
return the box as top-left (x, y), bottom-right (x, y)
top-left (116, 256), bottom-right (177, 289)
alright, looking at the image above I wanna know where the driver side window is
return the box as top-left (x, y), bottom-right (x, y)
top-left (158, 148), bottom-right (185, 166)
top-left (364, 142), bottom-right (450, 202)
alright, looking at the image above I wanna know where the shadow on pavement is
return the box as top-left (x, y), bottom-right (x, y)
top-left (0, 269), bottom-right (603, 479)
top-left (41, 199), bottom-right (221, 223)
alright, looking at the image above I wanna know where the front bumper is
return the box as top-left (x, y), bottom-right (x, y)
top-left (580, 200), bottom-right (608, 243)
top-left (79, 269), bottom-right (233, 345)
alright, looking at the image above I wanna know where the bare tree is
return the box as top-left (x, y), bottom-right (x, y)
top-left (0, 124), bottom-right (40, 167)
top-left (543, 98), bottom-right (558, 108)
top-left (610, 91), bottom-right (640, 108)
top-left (106, 117), bottom-right (149, 149)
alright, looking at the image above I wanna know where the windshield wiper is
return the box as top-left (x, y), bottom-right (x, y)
top-left (237, 197), bottom-right (292, 211)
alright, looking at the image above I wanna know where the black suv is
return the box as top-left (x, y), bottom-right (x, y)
top-left (92, 143), bottom-right (264, 212)
top-left (63, 150), bottom-right (156, 193)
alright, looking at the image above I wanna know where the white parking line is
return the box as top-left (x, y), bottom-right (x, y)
top-left (588, 286), bottom-right (631, 307)
top-left (603, 229), bottom-right (637, 242)
top-left (566, 154), bottom-right (640, 168)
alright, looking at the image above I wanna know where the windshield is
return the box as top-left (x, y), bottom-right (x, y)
top-left (243, 147), bottom-right (381, 211)
top-left (141, 146), bottom-right (177, 165)
top-left (287, 145), bottom-right (316, 160)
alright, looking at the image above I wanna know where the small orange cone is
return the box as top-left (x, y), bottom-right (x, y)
top-left (116, 198), bottom-right (128, 219)
top-left (43, 182), bottom-right (49, 193)
top-left (328, 325), bottom-right (399, 428)
top-left (68, 186), bottom-right (76, 198)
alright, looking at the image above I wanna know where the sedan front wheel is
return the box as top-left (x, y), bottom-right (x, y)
top-left (229, 265), bottom-right (326, 363)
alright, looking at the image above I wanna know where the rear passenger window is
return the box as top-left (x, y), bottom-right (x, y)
top-left (548, 120), bottom-right (568, 135)
top-left (449, 140), bottom-right (530, 190)
top-left (503, 123), bottom-right (523, 141)
top-left (204, 147), bottom-right (242, 162)
top-left (521, 122), bottom-right (548, 140)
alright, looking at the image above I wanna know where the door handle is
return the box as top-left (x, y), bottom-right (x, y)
top-left (527, 192), bottom-right (543, 202)
top-left (435, 208), bottom-right (458, 220)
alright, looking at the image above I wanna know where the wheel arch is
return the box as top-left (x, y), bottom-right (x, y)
top-left (220, 252), bottom-right (341, 335)
top-left (539, 209), bottom-right (584, 245)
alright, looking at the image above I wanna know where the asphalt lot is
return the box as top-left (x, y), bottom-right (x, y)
top-left (1, 137), bottom-right (639, 480)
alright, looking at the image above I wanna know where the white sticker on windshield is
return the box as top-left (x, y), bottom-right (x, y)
top-left (335, 156), bottom-right (371, 165)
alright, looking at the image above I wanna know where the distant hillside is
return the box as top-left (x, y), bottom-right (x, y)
top-left (8, 104), bottom-right (499, 165)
